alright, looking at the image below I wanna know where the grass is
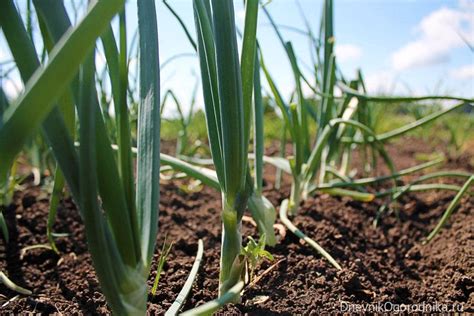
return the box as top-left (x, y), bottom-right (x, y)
top-left (151, 239), bottom-right (174, 296)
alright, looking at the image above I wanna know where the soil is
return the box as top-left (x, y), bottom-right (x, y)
top-left (1, 136), bottom-right (473, 315)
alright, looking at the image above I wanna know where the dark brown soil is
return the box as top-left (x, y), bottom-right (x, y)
top-left (1, 137), bottom-right (473, 314)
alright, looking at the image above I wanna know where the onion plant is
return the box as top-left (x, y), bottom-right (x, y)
top-left (166, 239), bottom-right (204, 316)
top-left (247, 50), bottom-right (277, 247)
top-left (193, 0), bottom-right (259, 297)
top-left (259, 0), bottom-right (473, 270)
top-left (425, 175), bottom-right (473, 242)
top-left (164, 0), bottom-right (277, 247)
top-left (0, 0), bottom-right (161, 314)
top-left (0, 271), bottom-right (32, 295)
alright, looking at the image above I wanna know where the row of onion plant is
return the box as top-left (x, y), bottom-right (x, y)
top-left (256, 0), bottom-right (473, 270)
top-left (161, 0), bottom-right (473, 272)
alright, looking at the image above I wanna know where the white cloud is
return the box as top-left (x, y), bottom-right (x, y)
top-left (0, 48), bottom-right (8, 61)
top-left (301, 83), bottom-right (314, 98)
top-left (391, 5), bottom-right (474, 71)
top-left (236, 8), bottom-right (246, 23)
top-left (3, 77), bottom-right (23, 100)
top-left (161, 69), bottom-right (204, 119)
top-left (95, 50), bottom-right (107, 73)
top-left (460, 0), bottom-right (474, 10)
top-left (335, 44), bottom-right (362, 62)
top-left (450, 64), bottom-right (474, 79)
top-left (365, 71), bottom-right (397, 94)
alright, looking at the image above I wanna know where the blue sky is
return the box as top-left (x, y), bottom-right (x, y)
top-left (159, 0), bottom-right (474, 113)
top-left (1, 0), bottom-right (473, 116)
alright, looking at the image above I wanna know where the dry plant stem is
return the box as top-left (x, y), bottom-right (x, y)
top-left (247, 258), bottom-right (286, 289)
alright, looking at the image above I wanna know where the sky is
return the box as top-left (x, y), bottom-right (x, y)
top-left (1, 0), bottom-right (473, 117)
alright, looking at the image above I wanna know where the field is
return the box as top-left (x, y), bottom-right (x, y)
top-left (0, 0), bottom-right (473, 315)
